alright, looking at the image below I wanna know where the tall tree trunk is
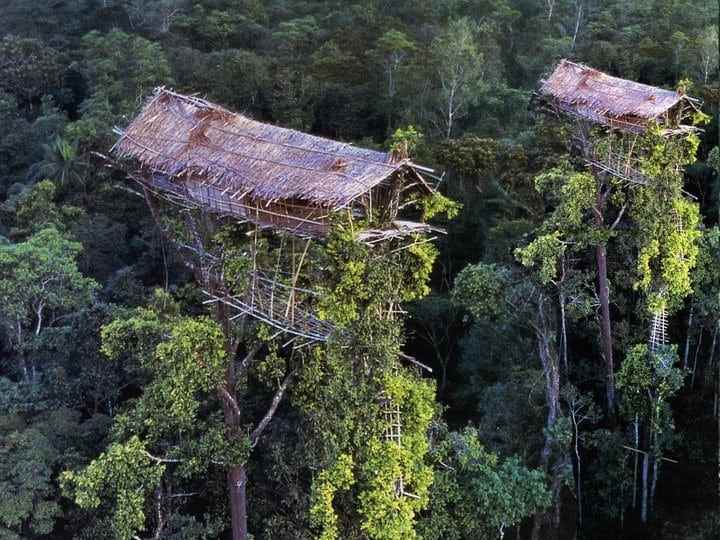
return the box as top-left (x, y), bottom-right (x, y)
top-left (551, 464), bottom-right (565, 539)
top-left (691, 328), bottom-right (704, 389)
top-left (228, 465), bottom-right (249, 540)
top-left (683, 305), bottom-right (694, 369)
top-left (707, 322), bottom-right (718, 390)
top-left (640, 451), bottom-right (649, 523)
top-left (573, 413), bottom-right (582, 527)
top-left (531, 302), bottom-right (561, 540)
top-left (650, 457), bottom-right (659, 516)
top-left (640, 425), bottom-right (651, 524)
top-left (596, 241), bottom-right (614, 415)
top-left (559, 289), bottom-right (569, 371)
top-left (215, 300), bottom-right (248, 540)
top-left (571, 0), bottom-right (583, 50)
top-left (592, 179), bottom-right (615, 418)
top-left (142, 191), bottom-right (252, 538)
top-left (439, 361), bottom-right (448, 398)
top-left (20, 351), bottom-right (30, 384)
top-left (632, 414), bottom-right (639, 509)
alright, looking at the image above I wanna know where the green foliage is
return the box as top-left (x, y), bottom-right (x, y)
top-left (515, 232), bottom-right (566, 284)
top-left (389, 125), bottom-right (422, 160)
top-left (0, 35), bottom-right (62, 102)
top-left (79, 30), bottom-right (173, 106)
top-left (65, 294), bottom-right (235, 538)
top-left (616, 344), bottom-right (684, 421)
top-left (300, 208), bottom-right (442, 539)
top-left (0, 423), bottom-right (61, 537)
top-left (0, 1), bottom-right (717, 537)
top-left (61, 436), bottom-right (165, 540)
top-left (356, 372), bottom-right (435, 540)
top-left (30, 137), bottom-right (87, 186)
top-left (0, 407), bottom-right (110, 539)
top-left (416, 192), bottom-right (462, 221)
top-left (632, 129), bottom-right (703, 313)
top-left (102, 297), bottom-right (228, 435)
top-left (100, 301), bottom-right (171, 366)
top-left (318, 221), bottom-right (440, 325)
top-left (431, 17), bottom-right (488, 137)
top-left (66, 30), bottom-right (172, 148)
top-left (309, 453), bottom-right (355, 540)
top-left (317, 225), bottom-right (372, 325)
top-left (11, 179), bottom-right (83, 238)
top-left (692, 227), bottom-right (720, 319)
top-left (419, 426), bottom-right (550, 540)
top-left (534, 165), bottom-right (598, 231)
top-left (0, 227), bottom-right (98, 357)
top-left (435, 136), bottom-right (501, 178)
top-left (452, 263), bottom-right (508, 320)
top-left (152, 317), bottom-right (228, 427)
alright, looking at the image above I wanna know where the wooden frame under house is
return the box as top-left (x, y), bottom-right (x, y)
top-left (111, 87), bottom-right (440, 240)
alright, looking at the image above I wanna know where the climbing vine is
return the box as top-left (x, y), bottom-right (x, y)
top-left (303, 218), bottom-right (440, 540)
top-left (629, 125), bottom-right (703, 313)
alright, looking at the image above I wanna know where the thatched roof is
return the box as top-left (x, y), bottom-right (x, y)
top-left (537, 59), bottom-right (700, 133)
top-left (112, 88), bottom-right (430, 208)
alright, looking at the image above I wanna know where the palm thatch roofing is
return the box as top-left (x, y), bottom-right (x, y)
top-left (111, 88), bottom-right (432, 209)
top-left (537, 59), bottom-right (701, 134)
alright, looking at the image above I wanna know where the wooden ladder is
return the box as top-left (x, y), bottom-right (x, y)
top-left (382, 395), bottom-right (406, 497)
top-left (649, 308), bottom-right (669, 354)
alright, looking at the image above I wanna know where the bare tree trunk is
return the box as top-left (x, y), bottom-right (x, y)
top-left (559, 290), bottom-right (569, 371)
top-left (708, 322), bottom-right (718, 380)
top-left (571, 0), bottom-right (584, 51)
top-left (691, 328), bottom-right (704, 389)
top-left (589, 178), bottom-right (615, 419)
top-left (683, 305), bottom-right (694, 369)
top-left (632, 414), bottom-right (639, 509)
top-left (640, 450), bottom-right (649, 523)
top-left (20, 352), bottom-right (30, 384)
top-left (596, 242), bottom-right (615, 415)
top-left (228, 465), bottom-right (249, 540)
top-left (649, 457), bottom-right (659, 516)
top-left (439, 360), bottom-right (448, 397)
top-left (552, 466), bottom-right (565, 537)
top-left (215, 299), bottom-right (248, 540)
top-left (573, 412), bottom-right (582, 527)
top-left (546, 0), bottom-right (555, 19)
top-left (640, 425), bottom-right (652, 524)
top-left (531, 302), bottom-right (561, 540)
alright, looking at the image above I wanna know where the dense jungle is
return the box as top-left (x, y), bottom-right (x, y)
top-left (0, 1), bottom-right (718, 539)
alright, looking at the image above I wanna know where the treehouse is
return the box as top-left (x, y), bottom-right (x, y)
top-left (111, 88), bottom-right (439, 239)
top-left (113, 89), bottom-right (440, 496)
top-left (535, 60), bottom-right (703, 354)
top-left (535, 59), bottom-right (703, 190)
top-left (536, 59), bottom-right (701, 136)
top-left (111, 88), bottom-right (446, 346)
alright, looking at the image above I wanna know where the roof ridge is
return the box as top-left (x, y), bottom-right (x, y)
top-left (155, 87), bottom-right (403, 170)
top-left (557, 59), bottom-right (682, 98)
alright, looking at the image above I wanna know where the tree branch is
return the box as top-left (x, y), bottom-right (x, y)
top-left (142, 450), bottom-right (184, 464)
top-left (167, 492), bottom-right (198, 498)
top-left (609, 202), bottom-right (628, 231)
top-left (219, 386), bottom-right (241, 418)
top-left (250, 370), bottom-right (295, 448)
top-left (237, 343), bottom-right (262, 376)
